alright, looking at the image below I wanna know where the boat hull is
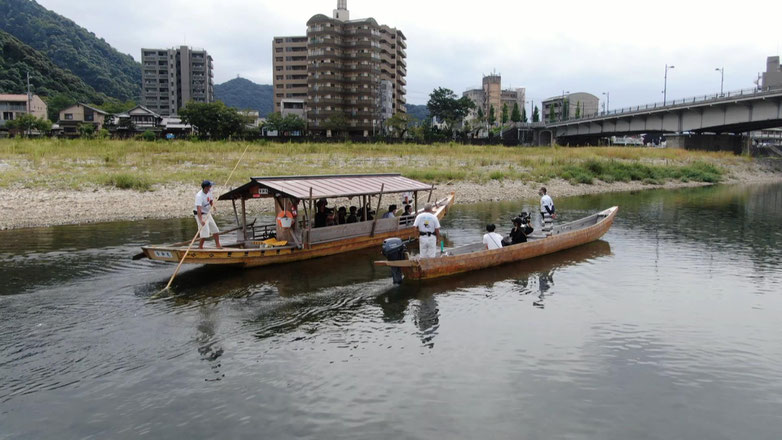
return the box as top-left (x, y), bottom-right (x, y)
top-left (141, 194), bottom-right (454, 268)
top-left (378, 206), bottom-right (618, 281)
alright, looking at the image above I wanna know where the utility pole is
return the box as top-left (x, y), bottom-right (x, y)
top-left (26, 71), bottom-right (33, 136)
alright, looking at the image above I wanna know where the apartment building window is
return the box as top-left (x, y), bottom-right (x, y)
top-left (275, 48), bottom-right (282, 53)
top-left (64, 113), bottom-right (73, 120)
top-left (2, 112), bottom-right (13, 120)
top-left (276, 66), bottom-right (283, 71)
top-left (275, 57), bottom-right (283, 62)
top-left (276, 84), bottom-right (284, 89)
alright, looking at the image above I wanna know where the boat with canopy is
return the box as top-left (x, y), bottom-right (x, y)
top-left (137, 174), bottom-right (454, 268)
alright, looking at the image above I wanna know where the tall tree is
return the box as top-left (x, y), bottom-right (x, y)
top-left (477, 106), bottom-right (484, 121)
top-left (511, 102), bottom-right (521, 123)
top-left (386, 113), bottom-right (413, 138)
top-left (501, 103), bottom-right (509, 124)
top-left (549, 106), bottom-right (557, 123)
top-left (562, 98), bottom-right (570, 121)
top-left (575, 101), bottom-right (581, 118)
top-left (488, 105), bottom-right (496, 126)
top-left (521, 107), bottom-right (528, 123)
top-left (179, 101), bottom-right (246, 139)
top-left (426, 87), bottom-right (474, 134)
top-left (532, 106), bottom-right (540, 123)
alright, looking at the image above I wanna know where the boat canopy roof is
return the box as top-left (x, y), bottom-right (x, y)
top-left (218, 174), bottom-right (434, 201)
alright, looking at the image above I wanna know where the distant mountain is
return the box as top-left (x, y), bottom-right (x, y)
top-left (0, 0), bottom-right (141, 101)
top-left (0, 30), bottom-right (105, 119)
top-left (406, 104), bottom-right (429, 121)
top-left (215, 77), bottom-right (274, 116)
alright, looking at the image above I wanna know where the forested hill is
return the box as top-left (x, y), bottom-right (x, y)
top-left (214, 77), bottom-right (274, 116)
top-left (0, 0), bottom-right (140, 101)
top-left (0, 30), bottom-right (103, 104)
top-left (406, 104), bottom-right (429, 121)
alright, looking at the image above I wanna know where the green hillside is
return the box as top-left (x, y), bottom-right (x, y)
top-left (406, 104), bottom-right (429, 121)
top-left (0, 29), bottom-right (105, 120)
top-left (214, 77), bottom-right (274, 116)
top-left (0, 0), bottom-right (140, 101)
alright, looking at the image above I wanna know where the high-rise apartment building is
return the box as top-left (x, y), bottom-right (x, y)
top-left (272, 36), bottom-right (309, 115)
top-left (141, 46), bottom-right (214, 116)
top-left (272, 1), bottom-right (407, 136)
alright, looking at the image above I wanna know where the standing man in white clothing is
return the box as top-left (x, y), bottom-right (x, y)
top-left (195, 180), bottom-right (222, 249)
top-left (539, 187), bottom-right (556, 236)
top-left (413, 203), bottom-right (441, 258)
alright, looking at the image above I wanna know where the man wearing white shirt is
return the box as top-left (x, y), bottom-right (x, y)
top-left (413, 203), bottom-right (440, 258)
top-left (483, 224), bottom-right (504, 250)
top-left (194, 180), bottom-right (222, 249)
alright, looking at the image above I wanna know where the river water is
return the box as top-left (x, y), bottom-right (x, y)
top-left (1, 182), bottom-right (781, 439)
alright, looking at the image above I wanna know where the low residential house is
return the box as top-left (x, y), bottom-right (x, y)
top-left (58, 103), bottom-right (108, 136)
top-left (0, 94), bottom-right (48, 129)
top-left (111, 105), bottom-right (164, 137)
top-left (160, 116), bottom-right (193, 138)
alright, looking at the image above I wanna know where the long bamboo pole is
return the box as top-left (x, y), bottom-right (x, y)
top-left (163, 143), bottom-right (251, 291)
top-left (369, 183), bottom-right (385, 237)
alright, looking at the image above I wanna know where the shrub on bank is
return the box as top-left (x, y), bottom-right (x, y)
top-left (103, 173), bottom-right (152, 191)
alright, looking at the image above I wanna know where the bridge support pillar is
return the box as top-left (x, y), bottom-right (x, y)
top-left (666, 134), bottom-right (744, 155)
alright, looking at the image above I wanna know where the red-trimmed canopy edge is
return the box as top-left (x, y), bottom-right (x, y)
top-left (218, 174), bottom-right (434, 201)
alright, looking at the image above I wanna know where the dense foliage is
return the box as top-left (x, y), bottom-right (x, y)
top-left (3, 113), bottom-right (51, 133)
top-left (178, 101), bottom-right (246, 140)
top-left (214, 77), bottom-right (274, 117)
top-left (0, 0), bottom-right (141, 101)
top-left (0, 30), bottom-right (106, 120)
top-left (426, 87), bottom-right (474, 131)
top-left (264, 112), bottom-right (305, 133)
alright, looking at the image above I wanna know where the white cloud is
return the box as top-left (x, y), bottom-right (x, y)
top-left (37, 0), bottom-right (782, 108)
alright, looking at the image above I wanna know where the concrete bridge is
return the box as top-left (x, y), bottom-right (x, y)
top-left (541, 87), bottom-right (782, 144)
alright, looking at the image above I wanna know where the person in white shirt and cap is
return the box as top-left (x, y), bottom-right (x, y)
top-left (539, 186), bottom-right (557, 236)
top-left (194, 180), bottom-right (222, 249)
top-left (413, 203), bottom-right (441, 258)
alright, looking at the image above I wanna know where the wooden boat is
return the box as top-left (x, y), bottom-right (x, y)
top-left (375, 206), bottom-right (618, 281)
top-left (137, 174), bottom-right (454, 268)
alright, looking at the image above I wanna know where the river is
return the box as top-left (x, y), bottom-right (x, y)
top-left (1, 182), bottom-right (781, 439)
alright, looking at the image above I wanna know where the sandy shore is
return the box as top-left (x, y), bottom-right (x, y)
top-left (2, 161), bottom-right (780, 230)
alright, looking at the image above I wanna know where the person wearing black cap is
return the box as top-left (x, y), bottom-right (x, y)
top-left (194, 180), bottom-right (222, 249)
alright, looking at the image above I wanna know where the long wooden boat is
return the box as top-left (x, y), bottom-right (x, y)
top-left (375, 206), bottom-right (618, 281)
top-left (137, 174), bottom-right (454, 268)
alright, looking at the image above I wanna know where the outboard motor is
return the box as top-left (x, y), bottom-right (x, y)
top-left (381, 238), bottom-right (407, 284)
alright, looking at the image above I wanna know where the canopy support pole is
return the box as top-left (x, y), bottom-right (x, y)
top-left (232, 199), bottom-right (240, 228)
top-left (241, 198), bottom-right (247, 242)
top-left (307, 187), bottom-right (313, 249)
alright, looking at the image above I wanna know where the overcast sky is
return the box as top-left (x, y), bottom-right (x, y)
top-left (37, 0), bottom-right (782, 109)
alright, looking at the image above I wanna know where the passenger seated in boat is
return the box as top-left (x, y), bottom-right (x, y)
top-left (402, 204), bottom-right (413, 217)
top-left (483, 224), bottom-right (504, 250)
top-left (360, 204), bottom-right (374, 221)
top-left (326, 208), bottom-right (337, 226)
top-left (382, 204), bottom-right (397, 219)
top-left (337, 206), bottom-right (347, 225)
top-left (314, 200), bottom-right (328, 228)
top-left (347, 206), bottom-right (358, 223)
top-left (506, 216), bottom-right (533, 245)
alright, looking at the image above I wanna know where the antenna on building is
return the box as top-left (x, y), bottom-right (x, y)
top-left (26, 71), bottom-right (32, 114)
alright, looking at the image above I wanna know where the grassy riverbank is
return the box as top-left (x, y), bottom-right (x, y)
top-left (0, 138), bottom-right (745, 190)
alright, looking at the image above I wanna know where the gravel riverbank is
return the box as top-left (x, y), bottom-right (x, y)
top-left (2, 161), bottom-right (780, 230)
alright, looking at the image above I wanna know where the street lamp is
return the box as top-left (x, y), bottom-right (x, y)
top-left (602, 91), bottom-right (610, 114)
top-left (663, 64), bottom-right (674, 106)
top-left (715, 67), bottom-right (724, 95)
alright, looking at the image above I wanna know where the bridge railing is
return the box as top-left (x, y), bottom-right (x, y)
top-left (552, 86), bottom-right (782, 125)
